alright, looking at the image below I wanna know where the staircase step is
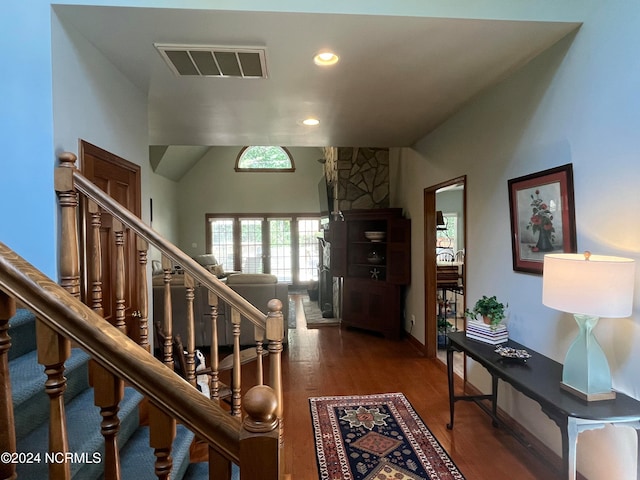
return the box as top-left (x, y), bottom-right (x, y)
top-left (183, 460), bottom-right (240, 480)
top-left (16, 386), bottom-right (144, 480)
top-left (112, 424), bottom-right (195, 480)
top-left (7, 308), bottom-right (37, 360)
top-left (11, 347), bottom-right (91, 441)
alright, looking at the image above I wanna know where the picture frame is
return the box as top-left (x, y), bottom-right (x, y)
top-left (508, 164), bottom-right (576, 274)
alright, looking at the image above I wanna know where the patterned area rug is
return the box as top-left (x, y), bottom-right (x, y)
top-left (302, 296), bottom-right (340, 327)
top-left (309, 393), bottom-right (465, 480)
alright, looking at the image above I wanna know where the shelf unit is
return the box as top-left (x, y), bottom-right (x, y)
top-left (329, 208), bottom-right (411, 339)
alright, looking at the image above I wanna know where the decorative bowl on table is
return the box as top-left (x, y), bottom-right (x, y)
top-left (364, 231), bottom-right (386, 242)
top-left (494, 345), bottom-right (531, 362)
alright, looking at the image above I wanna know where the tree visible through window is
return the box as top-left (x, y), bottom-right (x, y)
top-left (235, 146), bottom-right (295, 171)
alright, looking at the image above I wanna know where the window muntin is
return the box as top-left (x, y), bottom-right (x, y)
top-left (206, 214), bottom-right (319, 284)
top-left (436, 213), bottom-right (458, 261)
top-left (298, 218), bottom-right (320, 282)
top-left (235, 146), bottom-right (295, 172)
top-left (209, 218), bottom-right (234, 270)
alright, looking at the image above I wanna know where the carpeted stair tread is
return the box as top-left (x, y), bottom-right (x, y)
top-left (16, 386), bottom-right (143, 480)
top-left (12, 348), bottom-right (91, 440)
top-left (183, 460), bottom-right (240, 480)
top-left (7, 308), bottom-right (37, 360)
top-left (112, 424), bottom-right (195, 480)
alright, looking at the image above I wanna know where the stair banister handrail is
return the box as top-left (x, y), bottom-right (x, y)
top-left (68, 161), bottom-right (266, 330)
top-left (0, 243), bottom-right (243, 462)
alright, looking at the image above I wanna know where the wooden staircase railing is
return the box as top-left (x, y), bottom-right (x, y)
top-left (0, 150), bottom-right (285, 480)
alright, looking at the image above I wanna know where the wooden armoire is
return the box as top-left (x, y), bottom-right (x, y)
top-left (329, 208), bottom-right (411, 339)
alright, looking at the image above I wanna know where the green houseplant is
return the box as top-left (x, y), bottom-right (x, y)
top-left (437, 317), bottom-right (453, 348)
top-left (465, 295), bottom-right (507, 328)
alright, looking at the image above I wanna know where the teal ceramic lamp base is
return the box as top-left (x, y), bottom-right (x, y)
top-left (561, 314), bottom-right (616, 401)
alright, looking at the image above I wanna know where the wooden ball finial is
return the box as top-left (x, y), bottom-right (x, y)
top-left (243, 385), bottom-right (278, 433)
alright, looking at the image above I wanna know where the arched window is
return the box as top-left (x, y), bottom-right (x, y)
top-left (235, 146), bottom-right (295, 172)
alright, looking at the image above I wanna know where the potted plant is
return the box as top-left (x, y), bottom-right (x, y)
top-left (437, 317), bottom-right (453, 348)
top-left (465, 295), bottom-right (507, 329)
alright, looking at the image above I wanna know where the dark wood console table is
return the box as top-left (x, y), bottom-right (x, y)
top-left (446, 331), bottom-right (640, 480)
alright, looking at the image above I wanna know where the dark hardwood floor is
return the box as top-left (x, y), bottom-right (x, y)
top-left (191, 294), bottom-right (563, 479)
top-left (279, 294), bottom-right (562, 479)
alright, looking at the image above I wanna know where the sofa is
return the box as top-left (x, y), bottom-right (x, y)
top-left (152, 267), bottom-right (289, 348)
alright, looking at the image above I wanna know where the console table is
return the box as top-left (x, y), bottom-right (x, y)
top-left (446, 331), bottom-right (640, 480)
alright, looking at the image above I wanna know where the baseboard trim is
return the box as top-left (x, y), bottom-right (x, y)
top-left (408, 333), bottom-right (586, 479)
top-left (404, 332), bottom-right (427, 356)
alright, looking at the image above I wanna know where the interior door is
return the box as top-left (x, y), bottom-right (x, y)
top-left (80, 140), bottom-right (142, 341)
top-left (423, 176), bottom-right (466, 359)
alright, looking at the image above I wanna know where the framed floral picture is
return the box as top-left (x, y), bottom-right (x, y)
top-left (508, 164), bottom-right (577, 274)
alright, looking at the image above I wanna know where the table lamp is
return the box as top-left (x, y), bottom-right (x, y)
top-left (542, 252), bottom-right (635, 401)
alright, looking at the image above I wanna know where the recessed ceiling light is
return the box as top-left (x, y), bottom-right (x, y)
top-left (303, 118), bottom-right (320, 126)
top-left (313, 51), bottom-right (339, 66)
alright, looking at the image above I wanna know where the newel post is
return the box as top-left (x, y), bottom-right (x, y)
top-left (239, 385), bottom-right (281, 480)
top-left (55, 152), bottom-right (81, 299)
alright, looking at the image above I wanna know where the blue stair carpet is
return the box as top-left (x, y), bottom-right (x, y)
top-left (11, 347), bottom-right (90, 441)
top-left (7, 308), bottom-right (250, 479)
top-left (16, 386), bottom-right (144, 479)
top-left (8, 308), bottom-right (37, 360)
top-left (112, 424), bottom-right (195, 480)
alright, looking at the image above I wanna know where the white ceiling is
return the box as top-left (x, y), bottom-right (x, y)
top-left (56, 6), bottom-right (579, 152)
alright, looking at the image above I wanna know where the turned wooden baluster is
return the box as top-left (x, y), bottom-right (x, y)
top-left (184, 273), bottom-right (196, 387)
top-left (0, 292), bottom-right (17, 480)
top-left (92, 365), bottom-right (124, 480)
top-left (88, 200), bottom-right (104, 315)
top-left (254, 325), bottom-right (265, 386)
top-left (136, 237), bottom-right (150, 352)
top-left (37, 320), bottom-right (71, 480)
top-left (208, 447), bottom-right (232, 479)
top-left (148, 402), bottom-right (176, 480)
top-left (266, 299), bottom-right (284, 436)
top-left (208, 291), bottom-right (220, 402)
top-left (150, 255), bottom-right (176, 480)
top-left (230, 309), bottom-right (242, 417)
top-left (87, 199), bottom-right (124, 480)
top-left (161, 256), bottom-right (173, 368)
top-left (113, 220), bottom-right (126, 333)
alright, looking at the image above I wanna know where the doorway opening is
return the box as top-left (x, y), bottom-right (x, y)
top-left (424, 176), bottom-right (466, 378)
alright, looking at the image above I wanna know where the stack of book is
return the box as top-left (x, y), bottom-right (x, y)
top-left (466, 320), bottom-right (508, 344)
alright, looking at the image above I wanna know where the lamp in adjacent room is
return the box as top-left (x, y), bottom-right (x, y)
top-left (542, 252), bottom-right (635, 401)
top-left (436, 211), bottom-right (447, 230)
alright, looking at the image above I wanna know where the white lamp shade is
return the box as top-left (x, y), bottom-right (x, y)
top-left (543, 253), bottom-right (635, 318)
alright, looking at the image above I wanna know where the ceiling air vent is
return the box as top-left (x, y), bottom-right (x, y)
top-left (155, 44), bottom-right (267, 79)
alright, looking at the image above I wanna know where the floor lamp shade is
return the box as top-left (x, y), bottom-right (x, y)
top-left (542, 253), bottom-right (636, 400)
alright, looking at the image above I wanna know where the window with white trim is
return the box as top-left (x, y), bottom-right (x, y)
top-left (235, 146), bottom-right (295, 172)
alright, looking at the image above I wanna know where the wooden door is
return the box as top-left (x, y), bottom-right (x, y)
top-left (80, 140), bottom-right (142, 341)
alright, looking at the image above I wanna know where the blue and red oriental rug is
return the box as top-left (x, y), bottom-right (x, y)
top-left (309, 393), bottom-right (465, 480)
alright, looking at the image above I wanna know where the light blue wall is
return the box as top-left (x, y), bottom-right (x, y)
top-left (1, 2), bottom-right (56, 276)
top-left (0, 0), bottom-right (584, 275)
top-left (176, 146), bottom-right (324, 257)
top-left (2, 3), bottom-right (638, 477)
top-left (391, 3), bottom-right (640, 478)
